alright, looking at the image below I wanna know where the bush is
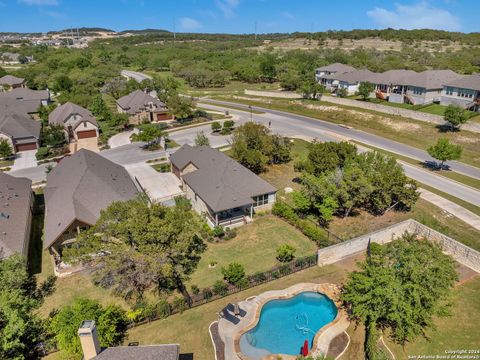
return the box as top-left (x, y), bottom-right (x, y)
top-left (236, 277), bottom-right (250, 289)
top-left (251, 272), bottom-right (267, 283)
top-left (213, 280), bottom-right (229, 296)
top-left (279, 264), bottom-right (292, 276)
top-left (202, 288), bottom-right (213, 300)
top-left (172, 296), bottom-right (187, 313)
top-left (211, 121), bottom-right (221, 133)
top-left (191, 284), bottom-right (200, 295)
top-left (221, 262), bottom-right (246, 285)
top-left (223, 228), bottom-right (237, 240)
top-left (276, 244), bottom-right (296, 263)
top-left (153, 299), bottom-right (171, 319)
top-left (35, 147), bottom-right (50, 160)
top-left (212, 225), bottom-right (225, 238)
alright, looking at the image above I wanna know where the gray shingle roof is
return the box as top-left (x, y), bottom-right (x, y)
top-left (93, 344), bottom-right (180, 360)
top-left (116, 90), bottom-right (167, 115)
top-left (316, 63), bottom-right (356, 73)
top-left (0, 173), bottom-right (32, 258)
top-left (323, 69), bottom-right (375, 84)
top-left (367, 70), bottom-right (418, 86)
top-left (445, 73), bottom-right (480, 92)
top-left (0, 88), bottom-right (50, 113)
top-left (367, 69), bottom-right (463, 90)
top-left (0, 75), bottom-right (25, 86)
top-left (49, 102), bottom-right (98, 129)
top-left (0, 111), bottom-right (41, 141)
top-left (170, 145), bottom-right (277, 213)
top-left (44, 149), bottom-right (139, 249)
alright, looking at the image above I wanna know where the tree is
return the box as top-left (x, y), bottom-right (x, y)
top-left (444, 104), bottom-right (469, 130)
top-left (298, 77), bottom-right (325, 99)
top-left (427, 138), bottom-right (463, 169)
top-left (50, 298), bottom-right (127, 356)
top-left (166, 95), bottom-right (194, 120)
top-left (0, 255), bottom-right (56, 359)
top-left (342, 233), bottom-right (457, 355)
top-left (63, 197), bottom-right (206, 305)
top-left (131, 124), bottom-right (166, 149)
top-left (37, 103), bottom-right (56, 125)
top-left (0, 139), bottom-right (13, 159)
top-left (89, 94), bottom-right (108, 117)
top-left (336, 87), bottom-right (348, 98)
top-left (153, 76), bottom-right (180, 103)
top-left (194, 131), bottom-right (210, 146)
top-left (221, 262), bottom-right (246, 285)
top-left (0, 66), bottom-right (6, 78)
top-left (53, 74), bottom-right (73, 93)
top-left (220, 120), bottom-right (235, 135)
top-left (276, 244), bottom-right (296, 263)
top-left (41, 124), bottom-right (66, 148)
top-left (211, 121), bottom-right (221, 133)
top-left (358, 82), bottom-right (375, 101)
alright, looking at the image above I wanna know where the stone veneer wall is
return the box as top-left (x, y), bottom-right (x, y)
top-left (318, 219), bottom-right (480, 273)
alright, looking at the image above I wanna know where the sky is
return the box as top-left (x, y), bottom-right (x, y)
top-left (0, 0), bottom-right (477, 34)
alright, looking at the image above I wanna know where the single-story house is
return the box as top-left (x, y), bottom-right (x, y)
top-left (48, 102), bottom-right (99, 152)
top-left (0, 173), bottom-right (34, 259)
top-left (0, 111), bottom-right (41, 152)
top-left (0, 87), bottom-right (50, 114)
top-left (170, 145), bottom-right (277, 228)
top-left (440, 74), bottom-right (480, 112)
top-left (44, 149), bottom-right (140, 270)
top-left (315, 63), bottom-right (356, 87)
top-left (368, 70), bottom-right (463, 105)
top-left (116, 90), bottom-right (171, 124)
top-left (321, 69), bottom-right (375, 95)
top-left (78, 320), bottom-right (180, 360)
top-left (0, 75), bottom-right (26, 91)
top-left (1, 52), bottom-right (20, 64)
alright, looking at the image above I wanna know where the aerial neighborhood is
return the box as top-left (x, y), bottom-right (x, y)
top-left (0, 2), bottom-right (479, 360)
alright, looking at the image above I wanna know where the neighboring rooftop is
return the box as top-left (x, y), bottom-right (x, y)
top-left (116, 90), bottom-right (167, 115)
top-left (92, 344), bottom-right (180, 360)
top-left (0, 75), bottom-right (25, 86)
top-left (170, 145), bottom-right (277, 213)
top-left (0, 111), bottom-right (41, 140)
top-left (324, 69), bottom-right (375, 83)
top-left (44, 149), bottom-right (139, 248)
top-left (49, 102), bottom-right (98, 128)
top-left (445, 73), bottom-right (480, 92)
top-left (316, 63), bottom-right (356, 73)
top-left (0, 173), bottom-right (32, 258)
top-left (0, 88), bottom-right (50, 113)
top-left (367, 69), bottom-right (418, 86)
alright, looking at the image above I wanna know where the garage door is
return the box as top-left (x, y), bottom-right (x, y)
top-left (156, 113), bottom-right (172, 121)
top-left (77, 130), bottom-right (97, 139)
top-left (15, 142), bottom-right (38, 152)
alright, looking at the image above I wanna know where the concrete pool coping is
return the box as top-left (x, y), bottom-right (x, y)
top-left (222, 283), bottom-right (350, 360)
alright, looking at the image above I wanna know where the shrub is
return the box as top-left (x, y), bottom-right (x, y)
top-left (279, 264), bottom-right (292, 276)
top-left (223, 228), bottom-right (237, 240)
top-left (236, 277), bottom-right (250, 289)
top-left (276, 244), bottom-right (296, 263)
top-left (221, 262), bottom-right (246, 285)
top-left (153, 299), bottom-right (171, 319)
top-left (252, 272), bottom-right (267, 283)
top-left (202, 288), bottom-right (213, 300)
top-left (35, 147), bottom-right (50, 160)
top-left (172, 296), bottom-right (187, 313)
top-left (211, 121), bottom-right (221, 133)
top-left (213, 280), bottom-right (229, 296)
top-left (191, 284), bottom-right (200, 295)
top-left (212, 225), bottom-right (225, 238)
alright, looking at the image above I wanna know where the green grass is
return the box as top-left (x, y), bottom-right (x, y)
top-left (418, 103), bottom-right (447, 116)
top-left (212, 97), bottom-right (480, 168)
top-left (150, 163), bottom-right (170, 173)
top-left (188, 215), bottom-right (318, 289)
top-left (165, 139), bottom-right (180, 148)
top-left (0, 159), bottom-right (14, 167)
top-left (183, 80), bottom-right (281, 97)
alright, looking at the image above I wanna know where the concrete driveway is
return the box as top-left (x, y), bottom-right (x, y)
top-left (124, 163), bottom-right (183, 203)
top-left (11, 150), bottom-right (37, 170)
top-left (108, 129), bottom-right (138, 148)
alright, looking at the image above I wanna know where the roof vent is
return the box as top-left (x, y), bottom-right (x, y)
top-left (0, 212), bottom-right (9, 220)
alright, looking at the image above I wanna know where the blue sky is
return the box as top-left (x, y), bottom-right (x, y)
top-left (0, 0), bottom-right (477, 33)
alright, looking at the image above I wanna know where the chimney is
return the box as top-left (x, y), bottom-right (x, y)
top-left (78, 320), bottom-right (101, 360)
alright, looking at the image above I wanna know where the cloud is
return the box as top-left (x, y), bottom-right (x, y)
top-left (179, 17), bottom-right (202, 31)
top-left (282, 11), bottom-right (295, 20)
top-left (215, 0), bottom-right (240, 18)
top-left (367, 1), bottom-right (461, 31)
top-left (19, 0), bottom-right (58, 5)
top-left (39, 9), bottom-right (65, 18)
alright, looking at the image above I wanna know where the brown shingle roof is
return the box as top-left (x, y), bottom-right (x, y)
top-left (170, 145), bottom-right (277, 213)
top-left (445, 73), bottom-right (480, 92)
top-left (44, 149), bottom-right (139, 249)
top-left (116, 90), bottom-right (167, 115)
top-left (49, 102), bottom-right (98, 129)
top-left (93, 344), bottom-right (180, 360)
top-left (0, 173), bottom-right (32, 258)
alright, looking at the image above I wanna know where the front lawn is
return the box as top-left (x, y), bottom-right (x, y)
top-left (188, 215), bottom-right (318, 289)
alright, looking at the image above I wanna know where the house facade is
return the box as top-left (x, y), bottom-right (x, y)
top-left (0, 173), bottom-right (34, 259)
top-left (322, 69), bottom-right (375, 96)
top-left (44, 149), bottom-right (140, 275)
top-left (440, 74), bottom-right (480, 112)
top-left (170, 145), bottom-right (277, 228)
top-left (0, 111), bottom-right (41, 152)
top-left (315, 63), bottom-right (356, 89)
top-left (116, 90), bottom-right (172, 124)
top-left (48, 102), bottom-right (99, 152)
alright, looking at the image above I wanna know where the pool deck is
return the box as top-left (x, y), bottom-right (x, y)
top-left (217, 283), bottom-right (350, 360)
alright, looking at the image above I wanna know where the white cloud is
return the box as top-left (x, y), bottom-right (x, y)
top-left (19, 0), bottom-right (58, 5)
top-left (179, 17), bottom-right (202, 31)
top-left (367, 1), bottom-right (461, 31)
top-left (215, 0), bottom-right (240, 18)
top-left (282, 11), bottom-right (295, 20)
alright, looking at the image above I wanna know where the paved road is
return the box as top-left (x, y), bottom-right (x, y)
top-left (200, 99), bottom-right (480, 180)
top-left (120, 70), bottom-right (152, 83)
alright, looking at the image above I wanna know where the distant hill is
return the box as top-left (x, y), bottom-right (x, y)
top-left (48, 27), bottom-right (115, 35)
top-left (119, 28), bottom-right (171, 35)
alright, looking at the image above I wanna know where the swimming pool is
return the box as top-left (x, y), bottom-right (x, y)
top-left (239, 291), bottom-right (337, 359)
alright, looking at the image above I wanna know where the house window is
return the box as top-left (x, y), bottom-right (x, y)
top-left (253, 194), bottom-right (269, 207)
top-left (445, 87), bottom-right (454, 96)
top-left (83, 122), bottom-right (87, 127)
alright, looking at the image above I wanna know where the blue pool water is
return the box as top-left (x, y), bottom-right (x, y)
top-left (239, 292), bottom-right (337, 359)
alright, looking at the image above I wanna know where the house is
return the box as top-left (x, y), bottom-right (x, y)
top-left (322, 69), bottom-right (375, 96)
top-left (43, 149), bottom-right (139, 273)
top-left (0, 75), bottom-right (26, 91)
top-left (1, 52), bottom-right (20, 64)
top-left (0, 111), bottom-right (41, 152)
top-left (78, 320), bottom-right (180, 360)
top-left (170, 145), bottom-right (277, 228)
top-left (0, 173), bottom-right (34, 259)
top-left (369, 70), bottom-right (463, 105)
top-left (0, 88), bottom-right (50, 114)
top-left (440, 74), bottom-right (480, 112)
top-left (315, 63), bottom-right (356, 88)
top-left (48, 102), bottom-right (99, 152)
top-left (116, 90), bottom-right (171, 124)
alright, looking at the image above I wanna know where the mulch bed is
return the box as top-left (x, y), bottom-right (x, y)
top-left (326, 331), bottom-right (349, 359)
top-left (210, 322), bottom-right (225, 360)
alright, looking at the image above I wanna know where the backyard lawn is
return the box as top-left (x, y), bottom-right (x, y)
top-left (188, 215), bottom-right (318, 289)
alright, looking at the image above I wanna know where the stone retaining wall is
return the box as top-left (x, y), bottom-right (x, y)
top-left (318, 219), bottom-right (480, 273)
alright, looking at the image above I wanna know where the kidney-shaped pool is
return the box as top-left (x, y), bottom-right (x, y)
top-left (239, 291), bottom-right (337, 359)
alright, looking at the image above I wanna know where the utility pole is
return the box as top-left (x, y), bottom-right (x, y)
top-left (173, 18), bottom-right (176, 44)
top-left (254, 21), bottom-right (257, 41)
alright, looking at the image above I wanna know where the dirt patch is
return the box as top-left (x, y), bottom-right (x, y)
top-left (327, 331), bottom-right (350, 359)
top-left (454, 135), bottom-right (479, 145)
top-left (380, 118), bottom-right (422, 132)
top-left (300, 103), bottom-right (377, 120)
